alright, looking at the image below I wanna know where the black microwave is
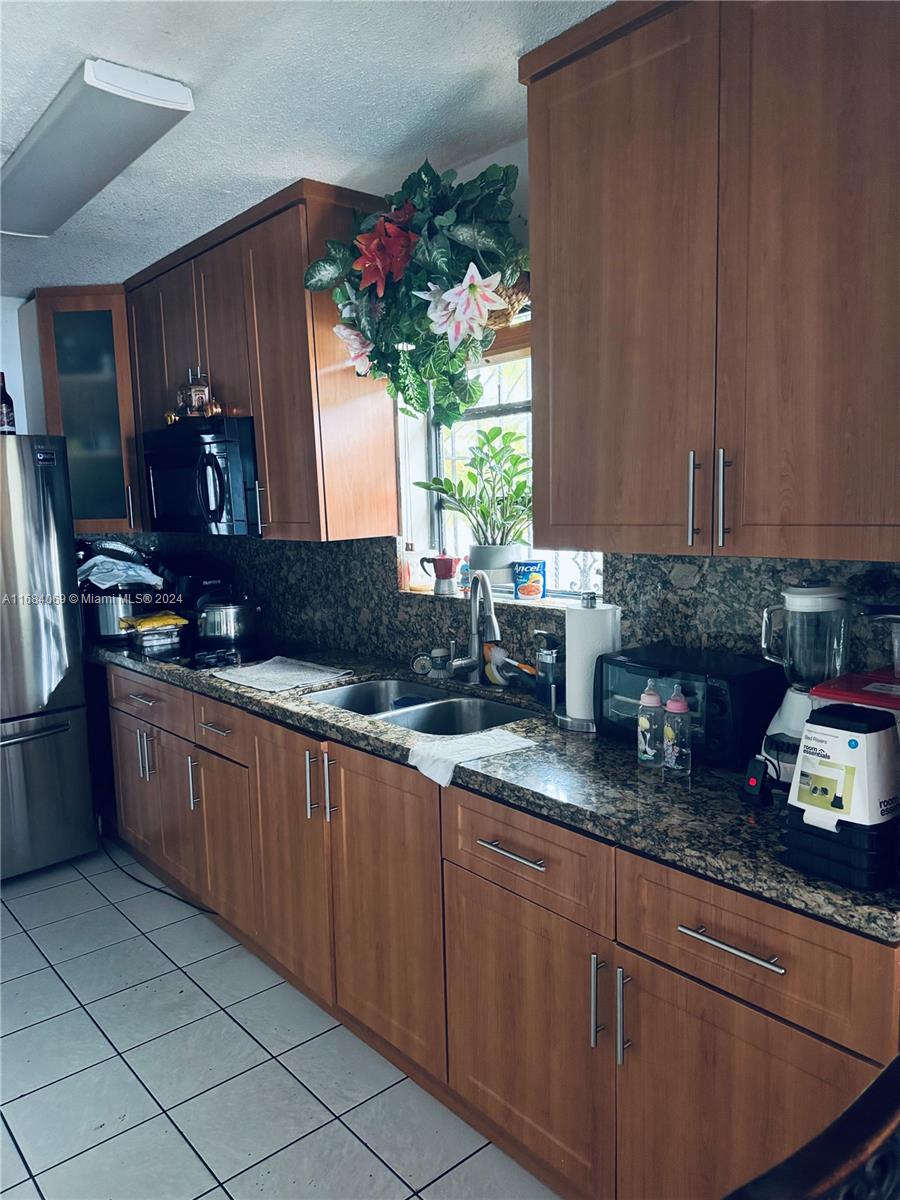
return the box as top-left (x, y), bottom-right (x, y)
top-left (143, 417), bottom-right (261, 536)
top-left (594, 643), bottom-right (785, 768)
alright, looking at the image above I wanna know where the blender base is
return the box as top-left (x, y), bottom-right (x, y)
top-left (760, 686), bottom-right (813, 785)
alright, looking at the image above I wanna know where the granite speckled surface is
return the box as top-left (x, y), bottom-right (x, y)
top-left (83, 534), bottom-right (900, 671)
top-left (88, 644), bottom-right (900, 944)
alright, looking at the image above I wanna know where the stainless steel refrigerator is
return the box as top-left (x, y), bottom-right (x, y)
top-left (1, 434), bottom-right (96, 877)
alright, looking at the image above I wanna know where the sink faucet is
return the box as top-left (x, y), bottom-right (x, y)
top-left (449, 569), bottom-right (501, 683)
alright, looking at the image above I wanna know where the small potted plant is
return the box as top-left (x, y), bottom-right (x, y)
top-left (415, 426), bottom-right (532, 579)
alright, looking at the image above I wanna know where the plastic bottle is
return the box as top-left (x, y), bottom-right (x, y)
top-left (663, 684), bottom-right (692, 775)
top-left (636, 679), bottom-right (663, 766)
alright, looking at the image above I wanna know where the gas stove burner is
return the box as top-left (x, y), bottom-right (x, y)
top-left (193, 646), bottom-right (244, 669)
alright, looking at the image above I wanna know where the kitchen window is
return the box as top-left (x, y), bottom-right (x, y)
top-left (399, 323), bottom-right (603, 598)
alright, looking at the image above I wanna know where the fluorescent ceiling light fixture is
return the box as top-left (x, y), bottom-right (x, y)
top-left (1, 59), bottom-right (193, 237)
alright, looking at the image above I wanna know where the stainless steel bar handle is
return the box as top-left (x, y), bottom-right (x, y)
top-left (187, 757), bottom-right (199, 811)
top-left (716, 448), bottom-right (732, 548)
top-left (128, 694), bottom-right (156, 708)
top-left (305, 749), bottom-right (320, 819)
top-left (143, 731), bottom-right (156, 778)
top-left (198, 721), bottom-right (232, 737)
top-left (323, 753), bottom-right (336, 822)
top-left (0, 721), bottom-right (71, 749)
top-left (255, 482), bottom-right (268, 531)
top-left (687, 450), bottom-right (701, 547)
top-left (615, 967), bottom-right (632, 1065)
top-left (676, 924), bottom-right (786, 975)
top-left (148, 465), bottom-right (158, 520)
top-left (126, 484), bottom-right (135, 530)
top-left (589, 954), bottom-right (608, 1048)
top-left (475, 838), bottom-right (546, 873)
top-left (135, 728), bottom-right (146, 781)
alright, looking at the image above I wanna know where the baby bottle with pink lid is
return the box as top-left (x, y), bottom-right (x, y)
top-left (662, 684), bottom-right (692, 775)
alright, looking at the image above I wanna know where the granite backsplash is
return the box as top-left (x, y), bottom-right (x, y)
top-left (84, 533), bottom-right (899, 673)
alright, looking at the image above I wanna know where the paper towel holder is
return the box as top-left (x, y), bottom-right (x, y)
top-left (551, 685), bottom-right (596, 733)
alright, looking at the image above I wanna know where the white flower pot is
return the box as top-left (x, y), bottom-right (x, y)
top-left (468, 544), bottom-right (525, 585)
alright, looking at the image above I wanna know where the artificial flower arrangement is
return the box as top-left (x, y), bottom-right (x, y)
top-left (303, 160), bottom-right (529, 426)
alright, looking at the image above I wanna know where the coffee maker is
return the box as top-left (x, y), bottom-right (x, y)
top-left (760, 584), bottom-right (851, 785)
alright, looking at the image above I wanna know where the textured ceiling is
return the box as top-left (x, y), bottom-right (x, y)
top-left (1, 0), bottom-right (608, 297)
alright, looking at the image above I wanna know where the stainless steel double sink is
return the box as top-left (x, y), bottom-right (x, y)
top-left (306, 678), bottom-right (528, 735)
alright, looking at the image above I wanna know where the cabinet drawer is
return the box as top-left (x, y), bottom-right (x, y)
top-left (442, 787), bottom-right (614, 938)
top-left (616, 851), bottom-right (900, 1063)
top-left (193, 694), bottom-right (256, 765)
top-left (108, 666), bottom-right (194, 740)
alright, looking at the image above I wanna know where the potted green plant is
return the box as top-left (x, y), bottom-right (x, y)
top-left (415, 426), bottom-right (532, 577)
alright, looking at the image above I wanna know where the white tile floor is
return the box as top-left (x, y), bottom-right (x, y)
top-left (1, 848), bottom-right (559, 1200)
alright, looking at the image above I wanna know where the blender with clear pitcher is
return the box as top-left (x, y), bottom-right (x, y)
top-left (760, 584), bottom-right (850, 784)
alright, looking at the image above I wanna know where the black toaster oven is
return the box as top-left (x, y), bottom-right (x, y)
top-left (594, 643), bottom-right (785, 768)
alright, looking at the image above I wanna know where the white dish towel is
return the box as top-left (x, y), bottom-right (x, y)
top-left (210, 657), bottom-right (352, 693)
top-left (407, 729), bottom-right (535, 786)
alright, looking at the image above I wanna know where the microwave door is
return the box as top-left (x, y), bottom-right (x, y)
top-left (197, 453), bottom-right (226, 527)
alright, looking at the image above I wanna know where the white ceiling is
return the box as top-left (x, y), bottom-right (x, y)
top-left (1, 0), bottom-right (608, 298)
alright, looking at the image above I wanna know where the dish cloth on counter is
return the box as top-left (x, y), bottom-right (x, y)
top-left (407, 729), bottom-right (535, 786)
top-left (210, 657), bottom-right (353, 693)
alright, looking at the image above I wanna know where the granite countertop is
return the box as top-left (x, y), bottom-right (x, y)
top-left (86, 644), bottom-right (900, 945)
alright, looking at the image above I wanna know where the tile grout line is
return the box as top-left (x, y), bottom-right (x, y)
top-left (6, 858), bottom-right (495, 1198)
top-left (2, 1108), bottom-right (44, 1197)
top-left (5, 883), bottom-right (228, 1191)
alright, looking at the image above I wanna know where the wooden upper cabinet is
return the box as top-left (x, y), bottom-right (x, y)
top-left (615, 948), bottom-right (877, 1200)
top-left (124, 180), bottom-right (399, 543)
top-left (21, 286), bottom-right (141, 533)
top-left (159, 261), bottom-right (201, 403)
top-left (195, 239), bottom-right (252, 418)
top-left (239, 207), bottom-right (326, 540)
top-left (716, 1), bottom-right (900, 560)
top-left (527, 2), bottom-right (719, 553)
top-left (129, 261), bottom-right (200, 434)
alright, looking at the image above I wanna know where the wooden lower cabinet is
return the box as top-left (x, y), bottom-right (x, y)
top-left (196, 748), bottom-right (256, 934)
top-left (445, 862), bottom-right (615, 1198)
top-left (328, 745), bottom-right (446, 1080)
top-left (153, 728), bottom-right (207, 896)
top-left (109, 708), bottom-right (159, 858)
top-left (251, 720), bottom-right (334, 1005)
top-left (614, 947), bottom-right (878, 1200)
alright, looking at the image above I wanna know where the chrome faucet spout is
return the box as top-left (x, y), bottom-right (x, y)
top-left (449, 569), bottom-right (500, 684)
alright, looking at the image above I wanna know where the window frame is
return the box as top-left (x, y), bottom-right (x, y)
top-left (424, 323), bottom-right (603, 600)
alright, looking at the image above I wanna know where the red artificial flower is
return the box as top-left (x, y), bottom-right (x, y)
top-left (353, 218), bottom-right (419, 297)
top-left (385, 199), bottom-right (416, 227)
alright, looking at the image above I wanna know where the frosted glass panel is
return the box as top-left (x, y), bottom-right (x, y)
top-left (53, 309), bottom-right (126, 521)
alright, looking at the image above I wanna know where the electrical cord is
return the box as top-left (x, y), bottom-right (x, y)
top-left (97, 836), bottom-right (217, 915)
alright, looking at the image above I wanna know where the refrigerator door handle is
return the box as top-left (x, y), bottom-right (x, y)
top-left (0, 721), bottom-right (71, 749)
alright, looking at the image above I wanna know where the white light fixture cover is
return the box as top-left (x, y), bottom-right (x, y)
top-left (1, 58), bottom-right (193, 237)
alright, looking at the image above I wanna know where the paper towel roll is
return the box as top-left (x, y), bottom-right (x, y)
top-left (565, 603), bottom-right (621, 719)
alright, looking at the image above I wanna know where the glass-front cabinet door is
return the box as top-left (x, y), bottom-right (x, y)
top-left (37, 286), bottom-right (140, 533)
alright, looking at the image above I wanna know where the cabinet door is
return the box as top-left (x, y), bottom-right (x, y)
top-left (196, 748), bottom-right (256, 934)
top-left (159, 261), bottom-right (201, 400)
top-left (615, 948), bottom-right (878, 1200)
top-left (329, 745), bottom-right (445, 1079)
top-left (528, 3), bottom-right (719, 553)
top-left (445, 863), bottom-right (614, 1198)
top-left (252, 721), bottom-right (334, 1005)
top-left (153, 728), bottom-right (207, 897)
top-left (240, 207), bottom-right (325, 540)
top-left (195, 239), bottom-right (252, 417)
top-left (37, 287), bottom-right (141, 533)
top-left (716, 2), bottom-right (900, 560)
top-left (109, 709), bottom-right (159, 857)
top-left (128, 282), bottom-right (167, 437)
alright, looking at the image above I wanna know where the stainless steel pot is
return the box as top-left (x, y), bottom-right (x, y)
top-left (81, 590), bottom-right (145, 641)
top-left (196, 601), bottom-right (259, 643)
